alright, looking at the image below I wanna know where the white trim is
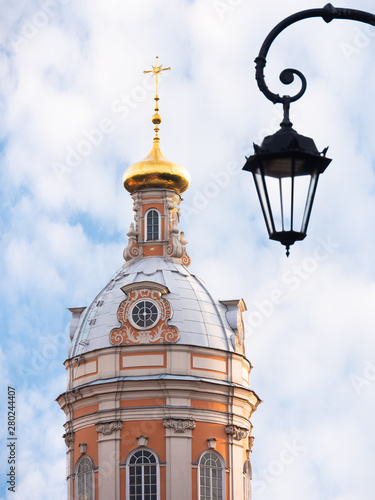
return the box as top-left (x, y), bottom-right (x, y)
top-left (197, 450), bottom-right (225, 500)
top-left (125, 447), bottom-right (160, 500)
top-left (74, 455), bottom-right (95, 500)
top-left (144, 208), bottom-right (161, 241)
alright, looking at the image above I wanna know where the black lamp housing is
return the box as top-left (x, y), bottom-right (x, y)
top-left (248, 4), bottom-right (375, 254)
top-left (243, 124), bottom-right (331, 256)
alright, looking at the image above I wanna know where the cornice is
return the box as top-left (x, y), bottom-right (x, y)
top-left (68, 406), bottom-right (251, 433)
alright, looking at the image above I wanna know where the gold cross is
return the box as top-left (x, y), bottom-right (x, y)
top-left (143, 56), bottom-right (171, 98)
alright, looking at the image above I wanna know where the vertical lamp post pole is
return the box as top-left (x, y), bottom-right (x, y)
top-left (243, 3), bottom-right (375, 256)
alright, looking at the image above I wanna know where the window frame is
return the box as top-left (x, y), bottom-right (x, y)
top-left (74, 455), bottom-right (95, 500)
top-left (129, 299), bottom-right (160, 330)
top-left (198, 450), bottom-right (225, 500)
top-left (243, 459), bottom-right (252, 500)
top-left (144, 209), bottom-right (161, 242)
top-left (125, 447), bottom-right (160, 500)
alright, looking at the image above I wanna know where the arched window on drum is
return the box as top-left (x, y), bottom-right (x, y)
top-left (145, 209), bottom-right (161, 241)
top-left (126, 448), bottom-right (160, 500)
top-left (198, 450), bottom-right (225, 500)
top-left (243, 458), bottom-right (252, 500)
top-left (75, 455), bottom-right (95, 500)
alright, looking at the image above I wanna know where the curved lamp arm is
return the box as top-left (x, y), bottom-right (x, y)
top-left (255, 3), bottom-right (375, 124)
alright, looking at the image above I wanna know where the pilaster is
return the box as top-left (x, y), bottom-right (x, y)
top-left (164, 419), bottom-right (195, 500)
top-left (226, 425), bottom-right (249, 500)
top-left (63, 431), bottom-right (75, 500)
top-left (96, 421), bottom-right (123, 500)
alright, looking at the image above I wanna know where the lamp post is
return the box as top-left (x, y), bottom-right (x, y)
top-left (243, 3), bottom-right (375, 256)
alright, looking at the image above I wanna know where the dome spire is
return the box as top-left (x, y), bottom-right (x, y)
top-left (143, 56), bottom-right (171, 143)
top-left (123, 57), bottom-right (190, 194)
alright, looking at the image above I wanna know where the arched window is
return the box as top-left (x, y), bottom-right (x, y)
top-left (75, 455), bottom-right (94, 500)
top-left (198, 451), bottom-right (225, 500)
top-left (145, 209), bottom-right (160, 241)
top-left (243, 459), bottom-right (252, 500)
top-left (126, 449), bottom-right (160, 500)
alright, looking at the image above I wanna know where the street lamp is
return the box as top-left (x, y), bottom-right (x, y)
top-left (243, 3), bottom-right (375, 256)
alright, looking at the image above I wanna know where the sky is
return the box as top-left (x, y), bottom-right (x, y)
top-left (1, 0), bottom-right (375, 498)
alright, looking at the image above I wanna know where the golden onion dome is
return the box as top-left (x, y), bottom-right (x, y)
top-left (123, 140), bottom-right (190, 194)
top-left (124, 57), bottom-right (190, 194)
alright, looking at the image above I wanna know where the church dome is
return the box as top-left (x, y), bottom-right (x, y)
top-left (123, 140), bottom-right (190, 194)
top-left (123, 57), bottom-right (190, 194)
top-left (58, 60), bottom-right (259, 500)
top-left (69, 257), bottom-right (239, 358)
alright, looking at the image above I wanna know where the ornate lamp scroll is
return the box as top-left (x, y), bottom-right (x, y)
top-left (255, 4), bottom-right (375, 125)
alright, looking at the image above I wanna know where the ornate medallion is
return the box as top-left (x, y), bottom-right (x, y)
top-left (109, 287), bottom-right (179, 345)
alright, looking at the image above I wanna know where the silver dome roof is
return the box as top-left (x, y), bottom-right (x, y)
top-left (69, 257), bottom-right (241, 358)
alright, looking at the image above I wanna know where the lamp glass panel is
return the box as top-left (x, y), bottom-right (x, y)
top-left (301, 171), bottom-right (319, 233)
top-left (262, 175), bottom-right (292, 233)
top-left (262, 171), bottom-right (314, 234)
top-left (253, 169), bottom-right (275, 235)
top-left (262, 157), bottom-right (320, 178)
top-left (262, 157), bottom-right (293, 178)
top-left (292, 174), bottom-right (313, 232)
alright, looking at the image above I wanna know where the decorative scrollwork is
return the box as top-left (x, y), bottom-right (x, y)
top-left (255, 59), bottom-right (307, 110)
top-left (63, 431), bottom-right (75, 448)
top-left (165, 212), bottom-right (190, 261)
top-left (109, 288), bottom-right (180, 345)
top-left (279, 68), bottom-right (307, 102)
top-left (225, 425), bottom-right (249, 441)
top-left (181, 253), bottom-right (191, 267)
top-left (123, 222), bottom-right (141, 262)
top-left (130, 246), bottom-right (140, 257)
top-left (96, 421), bottom-right (123, 435)
top-left (254, 4), bottom-right (375, 124)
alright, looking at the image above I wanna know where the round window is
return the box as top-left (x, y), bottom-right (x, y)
top-left (130, 300), bottom-right (160, 329)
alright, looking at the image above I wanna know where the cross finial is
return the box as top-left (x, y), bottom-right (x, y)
top-left (143, 56), bottom-right (171, 98)
top-left (143, 57), bottom-right (171, 142)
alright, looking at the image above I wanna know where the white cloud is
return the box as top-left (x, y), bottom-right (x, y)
top-left (2, 0), bottom-right (375, 498)
top-left (0, 374), bottom-right (66, 500)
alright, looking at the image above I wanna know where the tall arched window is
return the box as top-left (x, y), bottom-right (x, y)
top-left (145, 209), bottom-right (160, 241)
top-left (126, 449), bottom-right (160, 500)
top-left (75, 455), bottom-right (94, 500)
top-left (198, 451), bottom-right (225, 500)
top-left (243, 459), bottom-right (252, 500)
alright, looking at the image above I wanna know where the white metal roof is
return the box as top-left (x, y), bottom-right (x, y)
top-left (69, 257), bottom-right (237, 358)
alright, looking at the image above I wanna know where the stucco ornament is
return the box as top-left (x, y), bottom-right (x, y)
top-left (225, 425), bottom-right (249, 441)
top-left (63, 431), bottom-right (75, 448)
top-left (96, 421), bottom-right (123, 435)
top-left (163, 419), bottom-right (196, 433)
top-left (110, 286), bottom-right (180, 345)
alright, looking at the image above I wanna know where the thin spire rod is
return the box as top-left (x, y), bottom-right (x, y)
top-left (143, 56), bottom-right (171, 142)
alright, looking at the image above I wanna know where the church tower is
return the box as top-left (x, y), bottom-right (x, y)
top-left (57, 58), bottom-right (261, 500)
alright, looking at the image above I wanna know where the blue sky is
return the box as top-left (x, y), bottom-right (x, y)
top-left (1, 0), bottom-right (375, 498)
